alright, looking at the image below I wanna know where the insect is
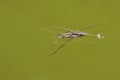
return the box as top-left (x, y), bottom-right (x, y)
top-left (40, 25), bottom-right (104, 56)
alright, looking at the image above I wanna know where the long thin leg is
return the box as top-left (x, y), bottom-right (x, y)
top-left (47, 24), bottom-right (96, 33)
top-left (49, 26), bottom-right (73, 31)
top-left (40, 28), bottom-right (62, 34)
top-left (49, 38), bottom-right (72, 56)
top-left (40, 24), bottom-right (96, 33)
top-left (79, 24), bottom-right (97, 31)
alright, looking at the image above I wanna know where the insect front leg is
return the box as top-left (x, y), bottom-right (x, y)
top-left (51, 33), bottom-right (62, 44)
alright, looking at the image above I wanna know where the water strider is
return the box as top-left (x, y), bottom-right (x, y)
top-left (40, 25), bottom-right (104, 56)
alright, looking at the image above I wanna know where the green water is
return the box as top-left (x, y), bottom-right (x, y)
top-left (0, 0), bottom-right (120, 80)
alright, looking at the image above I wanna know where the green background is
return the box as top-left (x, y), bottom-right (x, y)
top-left (0, 0), bottom-right (120, 80)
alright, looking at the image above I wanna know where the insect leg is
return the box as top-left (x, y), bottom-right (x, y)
top-left (49, 38), bottom-right (72, 56)
top-left (40, 28), bottom-right (62, 34)
top-left (47, 26), bottom-right (74, 32)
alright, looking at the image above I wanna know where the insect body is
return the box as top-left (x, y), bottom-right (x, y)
top-left (56, 30), bottom-right (104, 40)
top-left (40, 26), bottom-right (104, 56)
top-left (57, 31), bottom-right (89, 38)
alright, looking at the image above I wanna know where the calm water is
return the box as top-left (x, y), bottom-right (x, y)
top-left (0, 0), bottom-right (120, 80)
